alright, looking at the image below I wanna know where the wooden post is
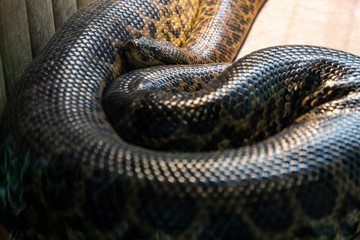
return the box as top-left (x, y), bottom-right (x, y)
top-left (52, 0), bottom-right (77, 30)
top-left (25, 0), bottom-right (55, 57)
top-left (0, 54), bottom-right (6, 120)
top-left (77, 0), bottom-right (94, 8)
top-left (0, 0), bottom-right (33, 91)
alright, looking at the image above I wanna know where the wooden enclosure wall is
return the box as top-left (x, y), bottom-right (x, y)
top-left (0, 0), bottom-right (95, 120)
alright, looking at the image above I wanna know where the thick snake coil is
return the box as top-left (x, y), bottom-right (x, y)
top-left (1, 0), bottom-right (360, 239)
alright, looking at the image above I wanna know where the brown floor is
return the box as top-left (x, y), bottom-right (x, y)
top-left (238, 0), bottom-right (360, 59)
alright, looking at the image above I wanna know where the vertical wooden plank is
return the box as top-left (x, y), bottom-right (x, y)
top-left (77, 0), bottom-right (94, 9)
top-left (0, 0), bottom-right (33, 91)
top-left (52, 0), bottom-right (77, 30)
top-left (26, 0), bottom-right (56, 57)
top-left (0, 54), bottom-right (6, 120)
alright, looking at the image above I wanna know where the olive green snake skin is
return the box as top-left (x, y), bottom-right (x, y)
top-left (1, 0), bottom-right (360, 239)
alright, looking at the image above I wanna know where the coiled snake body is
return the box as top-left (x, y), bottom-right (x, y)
top-left (1, 0), bottom-right (360, 239)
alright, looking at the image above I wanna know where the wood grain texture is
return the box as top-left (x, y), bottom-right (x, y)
top-left (0, 0), bottom-right (32, 91)
top-left (237, 0), bottom-right (360, 59)
top-left (26, 0), bottom-right (55, 57)
top-left (52, 0), bottom-right (77, 30)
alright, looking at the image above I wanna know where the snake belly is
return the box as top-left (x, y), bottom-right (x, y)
top-left (1, 0), bottom-right (360, 239)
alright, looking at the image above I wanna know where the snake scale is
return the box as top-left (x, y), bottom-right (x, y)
top-left (1, 0), bottom-right (360, 239)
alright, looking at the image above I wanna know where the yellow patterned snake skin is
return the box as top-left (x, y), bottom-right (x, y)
top-left (1, 0), bottom-right (360, 239)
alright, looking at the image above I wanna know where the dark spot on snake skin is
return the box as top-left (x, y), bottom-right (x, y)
top-left (240, 3), bottom-right (251, 14)
top-left (199, 211), bottom-right (254, 240)
top-left (227, 0), bottom-right (236, 9)
top-left (161, 30), bottom-right (171, 42)
top-left (238, 16), bottom-right (249, 30)
top-left (296, 170), bottom-right (337, 219)
top-left (247, 192), bottom-right (294, 232)
top-left (162, 138), bottom-right (196, 151)
top-left (138, 187), bottom-right (197, 234)
top-left (161, 7), bottom-right (172, 18)
top-left (231, 33), bottom-right (241, 44)
top-left (170, 28), bottom-right (181, 39)
top-left (341, 146), bottom-right (360, 184)
top-left (340, 219), bottom-right (360, 238)
top-left (174, 5), bottom-right (183, 15)
top-left (40, 154), bottom-right (79, 210)
top-left (179, 16), bottom-right (187, 30)
top-left (204, 7), bottom-right (215, 17)
top-left (249, 108), bottom-right (262, 130)
top-left (228, 19), bottom-right (242, 32)
top-left (145, 115), bottom-right (180, 138)
top-left (338, 193), bottom-right (360, 237)
top-left (293, 226), bottom-right (319, 239)
top-left (186, 104), bottom-right (220, 135)
top-left (148, 21), bottom-right (157, 38)
top-left (105, 92), bottom-right (180, 145)
top-left (20, 202), bottom-right (83, 240)
top-left (84, 173), bottom-right (125, 231)
top-left (308, 225), bottom-right (336, 240)
top-left (165, 20), bottom-right (173, 32)
top-left (118, 225), bottom-right (149, 240)
top-left (202, 125), bottom-right (237, 150)
top-left (261, 97), bottom-right (279, 133)
top-left (138, 107), bottom-right (180, 139)
top-left (228, 100), bottom-right (248, 120)
top-left (114, 124), bottom-right (139, 146)
top-left (18, 155), bottom-right (89, 238)
top-left (204, 1), bottom-right (214, 7)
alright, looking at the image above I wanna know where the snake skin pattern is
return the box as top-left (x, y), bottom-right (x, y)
top-left (1, 0), bottom-right (360, 239)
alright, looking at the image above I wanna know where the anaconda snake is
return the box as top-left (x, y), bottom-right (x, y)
top-left (1, 0), bottom-right (360, 239)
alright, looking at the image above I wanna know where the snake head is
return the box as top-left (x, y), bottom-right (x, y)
top-left (122, 36), bottom-right (192, 70)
